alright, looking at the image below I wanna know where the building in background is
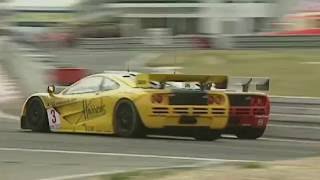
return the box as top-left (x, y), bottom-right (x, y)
top-left (74, 0), bottom-right (296, 37)
top-left (268, 0), bottom-right (320, 35)
top-left (3, 0), bottom-right (78, 43)
top-left (6, 6), bottom-right (76, 43)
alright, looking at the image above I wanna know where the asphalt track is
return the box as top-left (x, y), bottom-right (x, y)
top-left (0, 115), bottom-right (320, 180)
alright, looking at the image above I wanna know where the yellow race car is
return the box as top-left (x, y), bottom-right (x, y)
top-left (20, 72), bottom-right (230, 140)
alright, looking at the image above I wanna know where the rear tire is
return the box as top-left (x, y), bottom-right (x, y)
top-left (26, 97), bottom-right (50, 132)
top-left (194, 128), bottom-right (221, 141)
top-left (235, 127), bottom-right (265, 139)
top-left (114, 99), bottom-right (145, 138)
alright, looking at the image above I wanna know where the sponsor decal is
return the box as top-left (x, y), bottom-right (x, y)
top-left (50, 98), bottom-right (106, 131)
top-left (257, 119), bottom-right (264, 126)
top-left (84, 98), bottom-right (106, 120)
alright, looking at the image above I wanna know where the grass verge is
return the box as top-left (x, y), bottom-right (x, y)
top-left (93, 157), bottom-right (320, 180)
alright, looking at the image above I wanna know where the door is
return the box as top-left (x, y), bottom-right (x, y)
top-left (80, 77), bottom-right (121, 133)
top-left (52, 76), bottom-right (104, 132)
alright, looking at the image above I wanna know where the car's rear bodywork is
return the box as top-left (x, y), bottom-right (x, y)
top-left (134, 90), bottom-right (229, 130)
top-left (223, 77), bottom-right (271, 139)
top-left (224, 92), bottom-right (270, 138)
top-left (132, 74), bottom-right (230, 131)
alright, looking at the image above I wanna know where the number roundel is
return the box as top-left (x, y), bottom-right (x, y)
top-left (47, 108), bottom-right (61, 130)
top-left (50, 109), bottom-right (57, 123)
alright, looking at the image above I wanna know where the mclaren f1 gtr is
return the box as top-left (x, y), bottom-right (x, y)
top-left (20, 72), bottom-right (230, 141)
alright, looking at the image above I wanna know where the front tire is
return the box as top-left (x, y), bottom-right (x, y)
top-left (114, 99), bottom-right (145, 138)
top-left (26, 97), bottom-right (50, 132)
top-left (235, 127), bottom-right (265, 139)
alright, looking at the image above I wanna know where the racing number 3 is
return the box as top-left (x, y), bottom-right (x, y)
top-left (47, 108), bottom-right (61, 130)
top-left (50, 109), bottom-right (57, 123)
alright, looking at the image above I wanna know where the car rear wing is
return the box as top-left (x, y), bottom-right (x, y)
top-left (136, 73), bottom-right (228, 89)
top-left (227, 77), bottom-right (270, 92)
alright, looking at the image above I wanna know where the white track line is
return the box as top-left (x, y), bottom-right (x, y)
top-left (268, 124), bottom-right (320, 130)
top-left (2, 112), bottom-right (319, 130)
top-left (0, 111), bottom-right (19, 121)
top-left (0, 147), bottom-right (257, 163)
top-left (221, 134), bottom-right (320, 144)
top-left (260, 137), bottom-right (320, 144)
top-left (0, 147), bottom-right (257, 180)
top-left (0, 112), bottom-right (318, 142)
top-left (41, 170), bottom-right (132, 180)
top-left (271, 106), bottom-right (320, 110)
top-left (40, 163), bottom-right (216, 180)
top-left (271, 95), bottom-right (320, 100)
top-left (271, 113), bottom-right (320, 118)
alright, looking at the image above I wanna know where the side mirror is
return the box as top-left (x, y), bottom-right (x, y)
top-left (47, 85), bottom-right (56, 95)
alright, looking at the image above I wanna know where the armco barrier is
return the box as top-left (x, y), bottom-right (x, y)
top-left (231, 35), bottom-right (320, 49)
top-left (77, 35), bottom-right (320, 50)
top-left (77, 35), bottom-right (212, 50)
top-left (265, 96), bottom-right (320, 140)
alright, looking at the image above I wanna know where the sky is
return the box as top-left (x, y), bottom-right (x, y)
top-left (8, 0), bottom-right (80, 7)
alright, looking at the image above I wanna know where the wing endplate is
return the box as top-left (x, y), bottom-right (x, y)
top-left (228, 77), bottom-right (270, 92)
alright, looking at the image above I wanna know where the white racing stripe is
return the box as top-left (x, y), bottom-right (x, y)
top-left (0, 147), bottom-right (257, 163)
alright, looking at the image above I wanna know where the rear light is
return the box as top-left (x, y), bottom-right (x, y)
top-left (151, 94), bottom-right (163, 104)
top-left (207, 95), bottom-right (214, 104)
top-left (214, 95), bottom-right (225, 105)
top-left (209, 94), bottom-right (225, 105)
top-left (251, 96), bottom-right (267, 106)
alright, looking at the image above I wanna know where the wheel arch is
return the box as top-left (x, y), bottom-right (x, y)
top-left (112, 97), bottom-right (146, 133)
top-left (21, 95), bottom-right (49, 129)
top-left (21, 96), bottom-right (49, 117)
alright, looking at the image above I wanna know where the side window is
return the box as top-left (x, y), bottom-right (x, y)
top-left (64, 76), bottom-right (103, 95)
top-left (101, 78), bottom-right (119, 91)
